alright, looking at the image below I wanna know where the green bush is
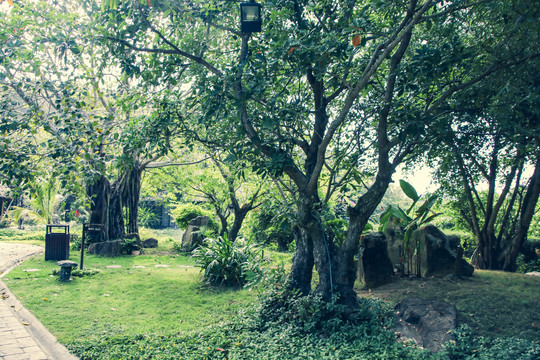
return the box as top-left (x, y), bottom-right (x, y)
top-left (246, 201), bottom-right (295, 252)
top-left (138, 205), bottom-right (160, 228)
top-left (65, 291), bottom-right (540, 360)
top-left (516, 254), bottom-right (540, 274)
top-left (122, 237), bottom-right (141, 254)
top-left (192, 236), bottom-right (264, 287)
top-left (443, 326), bottom-right (540, 359)
top-left (66, 295), bottom-right (432, 360)
top-left (70, 234), bottom-right (81, 251)
top-left (0, 228), bottom-right (44, 242)
top-left (172, 202), bottom-right (217, 231)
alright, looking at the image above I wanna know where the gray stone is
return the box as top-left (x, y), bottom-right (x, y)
top-left (181, 225), bottom-right (205, 252)
top-left (189, 216), bottom-right (210, 227)
top-left (123, 233), bottom-right (142, 250)
top-left (56, 260), bottom-right (78, 281)
top-left (393, 297), bottom-right (458, 352)
top-left (410, 225), bottom-right (474, 278)
top-left (384, 220), bottom-right (403, 270)
top-left (87, 240), bottom-right (123, 257)
top-left (357, 232), bottom-right (394, 288)
top-left (142, 238), bottom-right (158, 248)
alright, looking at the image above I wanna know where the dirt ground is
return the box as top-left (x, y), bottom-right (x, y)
top-left (0, 242), bottom-right (44, 276)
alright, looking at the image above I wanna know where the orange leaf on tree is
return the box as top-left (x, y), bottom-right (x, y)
top-left (288, 47), bottom-right (296, 54)
top-left (352, 35), bottom-right (362, 47)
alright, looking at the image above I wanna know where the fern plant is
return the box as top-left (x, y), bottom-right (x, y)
top-left (192, 235), bottom-right (264, 287)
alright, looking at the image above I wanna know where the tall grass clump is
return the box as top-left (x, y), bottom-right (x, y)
top-left (192, 236), bottom-right (264, 287)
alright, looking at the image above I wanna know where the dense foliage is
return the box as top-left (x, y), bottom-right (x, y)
top-left (192, 236), bottom-right (264, 287)
top-left (67, 292), bottom-right (540, 360)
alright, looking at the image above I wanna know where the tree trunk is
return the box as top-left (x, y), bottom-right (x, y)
top-left (228, 207), bottom-right (249, 243)
top-left (500, 156), bottom-right (540, 271)
top-left (109, 180), bottom-right (125, 240)
top-left (217, 211), bottom-right (228, 237)
top-left (122, 166), bottom-right (142, 234)
top-left (333, 172), bottom-right (393, 306)
top-left (86, 175), bottom-right (110, 241)
top-left (288, 226), bottom-right (314, 296)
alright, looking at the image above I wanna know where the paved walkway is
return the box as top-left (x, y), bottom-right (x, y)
top-left (0, 243), bottom-right (77, 360)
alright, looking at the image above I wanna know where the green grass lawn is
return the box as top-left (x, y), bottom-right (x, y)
top-left (356, 270), bottom-right (540, 342)
top-left (2, 226), bottom-right (539, 359)
top-left (3, 250), bottom-right (257, 343)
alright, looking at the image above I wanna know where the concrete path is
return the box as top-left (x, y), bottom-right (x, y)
top-left (0, 243), bottom-right (77, 360)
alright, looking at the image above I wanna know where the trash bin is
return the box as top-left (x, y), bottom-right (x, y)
top-left (45, 225), bottom-right (70, 261)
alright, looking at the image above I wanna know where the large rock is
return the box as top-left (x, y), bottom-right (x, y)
top-left (410, 225), bottom-right (474, 277)
top-left (189, 216), bottom-right (210, 227)
top-left (87, 240), bottom-right (123, 257)
top-left (181, 226), bottom-right (205, 252)
top-left (357, 233), bottom-right (394, 288)
top-left (384, 220), bottom-right (403, 270)
top-left (180, 216), bottom-right (211, 252)
top-left (393, 297), bottom-right (458, 352)
top-left (142, 238), bottom-right (158, 248)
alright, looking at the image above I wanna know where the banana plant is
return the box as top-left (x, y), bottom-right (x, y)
top-left (9, 177), bottom-right (63, 225)
top-left (379, 180), bottom-right (440, 275)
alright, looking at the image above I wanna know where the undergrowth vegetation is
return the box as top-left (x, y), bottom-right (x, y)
top-left (67, 290), bottom-right (540, 360)
top-left (192, 236), bottom-right (265, 287)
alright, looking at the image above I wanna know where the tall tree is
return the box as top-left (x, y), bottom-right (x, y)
top-left (97, 0), bottom-right (539, 305)
top-left (425, 0), bottom-right (540, 271)
top-left (429, 63), bottom-right (539, 271)
top-left (1, 0), bottom-right (177, 237)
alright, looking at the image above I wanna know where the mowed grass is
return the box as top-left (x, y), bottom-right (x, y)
top-left (355, 270), bottom-right (540, 341)
top-left (3, 250), bottom-right (257, 343)
top-left (0, 226), bottom-right (46, 245)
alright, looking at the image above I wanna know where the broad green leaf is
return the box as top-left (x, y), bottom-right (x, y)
top-left (399, 179), bottom-right (419, 202)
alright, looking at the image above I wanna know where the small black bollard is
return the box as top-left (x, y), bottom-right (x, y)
top-left (57, 260), bottom-right (78, 281)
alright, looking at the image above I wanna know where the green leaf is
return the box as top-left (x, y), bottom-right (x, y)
top-left (399, 179), bottom-right (419, 202)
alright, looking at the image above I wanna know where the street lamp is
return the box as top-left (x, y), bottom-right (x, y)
top-left (240, 0), bottom-right (262, 33)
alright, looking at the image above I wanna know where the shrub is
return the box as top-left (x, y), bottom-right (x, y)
top-left (138, 205), bottom-right (160, 228)
top-left (67, 294), bottom-right (433, 360)
top-left (70, 233), bottom-right (81, 251)
top-left (172, 202), bottom-right (217, 231)
top-left (516, 254), bottom-right (540, 274)
top-left (245, 200), bottom-right (296, 252)
top-left (122, 237), bottom-right (141, 254)
top-left (443, 326), bottom-right (540, 359)
top-left (192, 236), bottom-right (264, 287)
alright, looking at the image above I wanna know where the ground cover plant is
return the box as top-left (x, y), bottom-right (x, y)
top-left (3, 237), bottom-right (257, 343)
top-left (356, 271), bottom-right (540, 342)
top-left (1, 226), bottom-right (539, 359)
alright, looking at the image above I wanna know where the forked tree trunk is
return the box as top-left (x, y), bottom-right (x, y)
top-left (288, 226), bottom-right (314, 296)
top-left (500, 156), bottom-right (540, 271)
top-left (227, 207), bottom-right (250, 243)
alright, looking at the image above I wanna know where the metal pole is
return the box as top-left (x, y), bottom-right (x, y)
top-left (80, 224), bottom-right (86, 270)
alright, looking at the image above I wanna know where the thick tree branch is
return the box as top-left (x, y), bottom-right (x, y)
top-left (104, 35), bottom-right (223, 77)
top-left (146, 157), bottom-right (211, 169)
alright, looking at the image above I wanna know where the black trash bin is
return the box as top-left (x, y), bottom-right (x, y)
top-left (45, 225), bottom-right (70, 261)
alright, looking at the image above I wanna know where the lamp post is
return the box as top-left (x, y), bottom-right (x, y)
top-left (240, 0), bottom-right (262, 33)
